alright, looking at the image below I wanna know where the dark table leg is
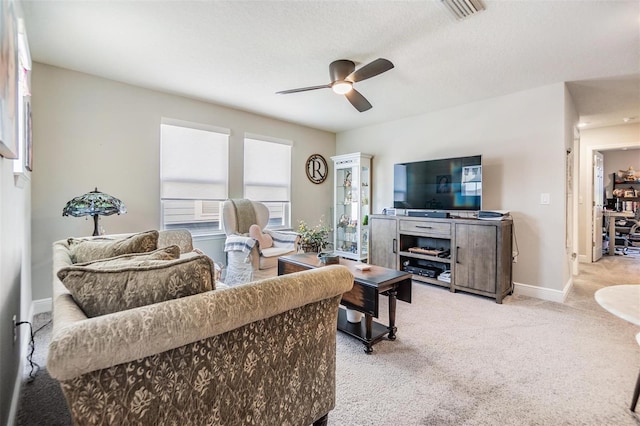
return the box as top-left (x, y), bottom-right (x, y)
top-left (631, 368), bottom-right (640, 411)
top-left (313, 413), bottom-right (329, 426)
top-left (387, 289), bottom-right (398, 340)
top-left (364, 314), bottom-right (374, 354)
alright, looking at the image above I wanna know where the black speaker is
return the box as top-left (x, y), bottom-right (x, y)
top-left (407, 210), bottom-right (450, 218)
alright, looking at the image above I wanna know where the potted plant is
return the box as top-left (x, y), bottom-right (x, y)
top-left (297, 218), bottom-right (331, 253)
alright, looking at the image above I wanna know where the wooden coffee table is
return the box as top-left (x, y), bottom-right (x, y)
top-left (278, 253), bottom-right (412, 353)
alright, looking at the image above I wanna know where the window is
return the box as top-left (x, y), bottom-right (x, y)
top-left (14, 21), bottom-right (32, 180)
top-left (160, 120), bottom-right (229, 235)
top-left (243, 135), bottom-right (292, 228)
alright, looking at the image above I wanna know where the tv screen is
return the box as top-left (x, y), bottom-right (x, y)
top-left (393, 155), bottom-right (482, 211)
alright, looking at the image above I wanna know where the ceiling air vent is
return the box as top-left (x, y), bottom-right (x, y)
top-left (442, 0), bottom-right (485, 20)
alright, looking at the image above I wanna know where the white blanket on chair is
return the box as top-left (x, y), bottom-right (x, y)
top-left (224, 235), bottom-right (256, 254)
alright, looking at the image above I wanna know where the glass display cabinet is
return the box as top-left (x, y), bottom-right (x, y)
top-left (331, 152), bottom-right (372, 261)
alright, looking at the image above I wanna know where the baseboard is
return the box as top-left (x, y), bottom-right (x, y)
top-left (7, 355), bottom-right (25, 426)
top-left (32, 298), bottom-right (52, 314)
top-left (513, 278), bottom-right (572, 303)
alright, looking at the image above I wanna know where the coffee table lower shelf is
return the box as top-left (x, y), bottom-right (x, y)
top-left (337, 308), bottom-right (393, 353)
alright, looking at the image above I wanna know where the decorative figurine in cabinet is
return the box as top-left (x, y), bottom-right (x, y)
top-left (331, 153), bottom-right (372, 261)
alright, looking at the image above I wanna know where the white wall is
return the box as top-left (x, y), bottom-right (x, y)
top-left (337, 83), bottom-right (569, 296)
top-left (31, 63), bottom-right (336, 300)
top-left (578, 124), bottom-right (640, 262)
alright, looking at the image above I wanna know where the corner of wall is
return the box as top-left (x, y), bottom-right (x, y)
top-left (513, 277), bottom-right (573, 303)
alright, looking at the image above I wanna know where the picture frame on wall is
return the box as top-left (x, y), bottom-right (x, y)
top-left (0, 0), bottom-right (18, 159)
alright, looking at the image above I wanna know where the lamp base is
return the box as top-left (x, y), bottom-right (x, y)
top-left (92, 215), bottom-right (99, 236)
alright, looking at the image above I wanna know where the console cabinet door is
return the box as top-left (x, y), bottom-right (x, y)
top-left (369, 216), bottom-right (397, 269)
top-left (454, 223), bottom-right (497, 293)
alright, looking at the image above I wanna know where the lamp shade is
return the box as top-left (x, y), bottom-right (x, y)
top-left (62, 188), bottom-right (126, 235)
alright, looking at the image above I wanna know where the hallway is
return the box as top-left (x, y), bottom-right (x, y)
top-left (566, 253), bottom-right (640, 313)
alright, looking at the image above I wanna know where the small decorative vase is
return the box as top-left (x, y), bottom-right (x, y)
top-left (346, 309), bottom-right (363, 323)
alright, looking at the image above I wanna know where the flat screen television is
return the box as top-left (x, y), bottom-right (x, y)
top-left (393, 155), bottom-right (482, 211)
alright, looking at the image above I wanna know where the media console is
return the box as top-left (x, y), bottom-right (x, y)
top-left (369, 214), bottom-right (513, 303)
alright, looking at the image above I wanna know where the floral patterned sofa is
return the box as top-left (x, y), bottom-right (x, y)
top-left (48, 229), bottom-right (353, 425)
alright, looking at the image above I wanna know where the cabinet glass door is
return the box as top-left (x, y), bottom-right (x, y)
top-left (332, 153), bottom-right (371, 261)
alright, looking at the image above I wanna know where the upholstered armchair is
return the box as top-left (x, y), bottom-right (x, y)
top-left (222, 199), bottom-right (299, 278)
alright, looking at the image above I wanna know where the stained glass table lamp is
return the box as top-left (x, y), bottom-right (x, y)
top-left (62, 188), bottom-right (126, 236)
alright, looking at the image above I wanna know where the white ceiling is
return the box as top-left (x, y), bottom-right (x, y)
top-left (22, 0), bottom-right (640, 133)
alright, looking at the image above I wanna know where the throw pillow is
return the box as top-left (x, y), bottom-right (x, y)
top-left (249, 224), bottom-right (273, 249)
top-left (68, 230), bottom-right (159, 263)
top-left (57, 251), bottom-right (215, 317)
top-left (73, 245), bottom-right (181, 268)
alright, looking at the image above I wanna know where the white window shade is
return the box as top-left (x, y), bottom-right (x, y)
top-left (244, 138), bottom-right (291, 202)
top-left (161, 124), bottom-right (228, 200)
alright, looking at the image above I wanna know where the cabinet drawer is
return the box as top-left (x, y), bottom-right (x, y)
top-left (399, 220), bottom-right (451, 237)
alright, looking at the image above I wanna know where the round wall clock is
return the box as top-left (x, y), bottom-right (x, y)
top-left (305, 154), bottom-right (328, 184)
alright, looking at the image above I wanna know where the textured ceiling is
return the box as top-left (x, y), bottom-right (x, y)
top-left (22, 0), bottom-right (640, 133)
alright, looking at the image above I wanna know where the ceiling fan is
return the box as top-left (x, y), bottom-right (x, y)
top-left (276, 58), bottom-right (394, 112)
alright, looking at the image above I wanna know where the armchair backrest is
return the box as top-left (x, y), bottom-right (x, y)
top-left (222, 199), bottom-right (269, 235)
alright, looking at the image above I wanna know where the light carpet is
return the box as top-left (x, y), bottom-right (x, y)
top-left (16, 256), bottom-right (640, 425)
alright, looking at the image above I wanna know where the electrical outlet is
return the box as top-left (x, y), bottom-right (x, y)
top-left (12, 315), bottom-right (16, 342)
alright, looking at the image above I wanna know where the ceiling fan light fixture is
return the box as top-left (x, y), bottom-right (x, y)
top-left (276, 58), bottom-right (393, 112)
top-left (332, 81), bottom-right (353, 95)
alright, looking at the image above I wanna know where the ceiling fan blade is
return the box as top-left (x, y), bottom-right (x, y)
top-left (345, 88), bottom-right (372, 112)
top-left (276, 84), bottom-right (330, 95)
top-left (347, 58), bottom-right (394, 83)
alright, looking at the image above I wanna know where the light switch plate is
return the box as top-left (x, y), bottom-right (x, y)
top-left (540, 193), bottom-right (551, 205)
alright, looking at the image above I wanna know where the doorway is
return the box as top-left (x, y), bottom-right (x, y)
top-left (580, 146), bottom-right (640, 263)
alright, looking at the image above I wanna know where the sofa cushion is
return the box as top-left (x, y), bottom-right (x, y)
top-left (57, 251), bottom-right (215, 317)
top-left (68, 230), bottom-right (159, 263)
top-left (258, 246), bottom-right (297, 270)
top-left (260, 246), bottom-right (295, 258)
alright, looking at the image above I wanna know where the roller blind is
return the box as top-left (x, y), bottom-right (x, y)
top-left (160, 122), bottom-right (229, 235)
top-left (243, 137), bottom-right (291, 202)
top-left (161, 123), bottom-right (229, 200)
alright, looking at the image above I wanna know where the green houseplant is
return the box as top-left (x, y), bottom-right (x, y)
top-left (297, 218), bottom-right (331, 253)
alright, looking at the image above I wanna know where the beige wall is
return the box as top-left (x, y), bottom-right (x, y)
top-left (31, 63), bottom-right (336, 300)
top-left (30, 62), bottom-right (634, 301)
top-left (30, 62), bottom-right (618, 305)
top-left (336, 83), bottom-right (569, 297)
top-left (578, 124), bottom-right (640, 262)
